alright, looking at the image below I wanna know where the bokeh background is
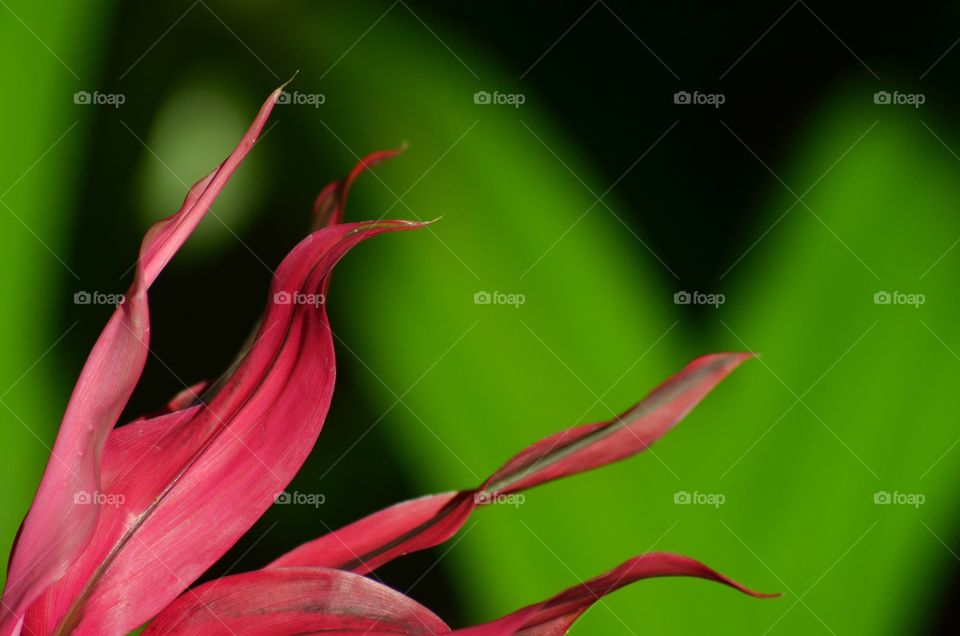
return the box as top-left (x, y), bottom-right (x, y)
top-left (2, 1), bottom-right (960, 633)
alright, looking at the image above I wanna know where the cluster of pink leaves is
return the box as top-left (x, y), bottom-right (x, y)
top-left (0, 87), bottom-right (774, 636)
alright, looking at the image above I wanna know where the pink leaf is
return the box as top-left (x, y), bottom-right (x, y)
top-left (142, 567), bottom-right (449, 635)
top-left (482, 353), bottom-right (752, 496)
top-left (451, 552), bottom-right (777, 635)
top-left (164, 381), bottom-right (208, 412)
top-left (20, 220), bottom-right (424, 635)
top-left (147, 554), bottom-right (772, 635)
top-left (0, 86), bottom-right (284, 636)
top-left (312, 147), bottom-right (404, 229)
top-left (268, 492), bottom-right (471, 574)
top-left (269, 353), bottom-right (750, 574)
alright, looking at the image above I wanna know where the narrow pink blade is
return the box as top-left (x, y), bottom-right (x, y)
top-left (452, 552), bottom-right (777, 635)
top-left (270, 353), bottom-right (750, 574)
top-left (482, 353), bottom-right (752, 495)
top-left (164, 381), bottom-right (208, 412)
top-left (312, 148), bottom-right (404, 229)
top-left (21, 221), bottom-right (425, 635)
top-left (142, 567), bottom-right (449, 635)
top-left (268, 492), bottom-right (470, 573)
top-left (0, 87), bottom-right (283, 636)
top-left (150, 554), bottom-right (773, 635)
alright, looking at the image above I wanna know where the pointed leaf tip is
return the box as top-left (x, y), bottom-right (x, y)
top-left (312, 148), bottom-right (408, 229)
top-left (268, 353), bottom-right (750, 575)
top-left (452, 552), bottom-right (776, 635)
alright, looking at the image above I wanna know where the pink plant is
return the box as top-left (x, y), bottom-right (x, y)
top-left (0, 86), bottom-right (775, 635)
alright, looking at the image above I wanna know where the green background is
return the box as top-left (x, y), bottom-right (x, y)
top-left (2, 1), bottom-right (959, 634)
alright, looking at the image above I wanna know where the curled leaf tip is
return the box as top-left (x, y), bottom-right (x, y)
top-left (312, 148), bottom-right (408, 229)
top-left (280, 70), bottom-right (299, 89)
top-left (450, 552), bottom-right (775, 635)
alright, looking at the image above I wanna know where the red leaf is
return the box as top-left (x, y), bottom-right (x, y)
top-left (312, 147), bottom-right (405, 229)
top-left (451, 552), bottom-right (777, 635)
top-left (482, 353), bottom-right (752, 496)
top-left (0, 86), bottom-right (284, 636)
top-left (148, 554), bottom-right (772, 635)
top-left (164, 381), bottom-right (208, 412)
top-left (142, 567), bottom-right (449, 635)
top-left (269, 353), bottom-right (750, 574)
top-left (268, 492), bottom-right (470, 574)
top-left (20, 220), bottom-right (424, 635)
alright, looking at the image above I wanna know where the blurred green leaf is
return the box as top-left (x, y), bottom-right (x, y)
top-left (5, 4), bottom-right (960, 636)
top-left (0, 0), bottom-right (111, 577)
top-left (297, 6), bottom-right (960, 634)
